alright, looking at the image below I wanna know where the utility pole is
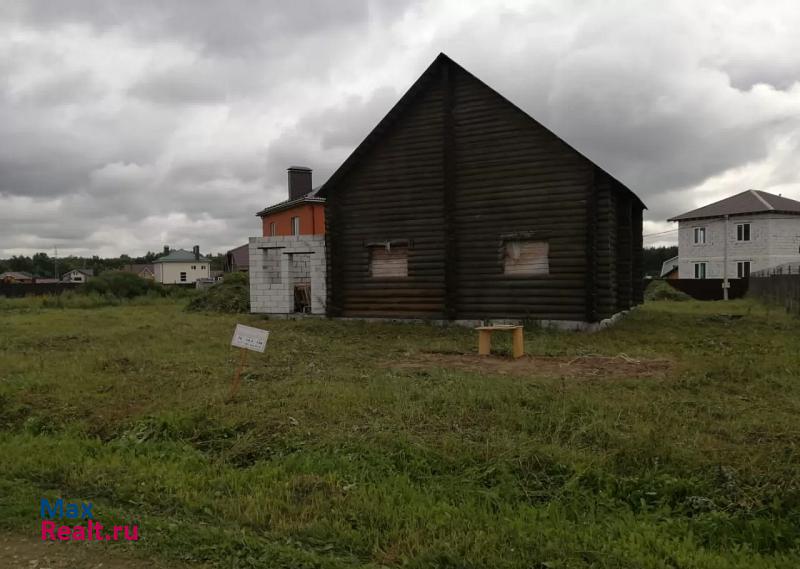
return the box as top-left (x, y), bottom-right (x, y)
top-left (54, 246), bottom-right (58, 280)
top-left (722, 215), bottom-right (729, 301)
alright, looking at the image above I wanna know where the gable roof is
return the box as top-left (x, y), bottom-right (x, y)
top-left (256, 186), bottom-right (325, 217)
top-left (316, 52), bottom-right (644, 209)
top-left (63, 268), bottom-right (94, 277)
top-left (124, 264), bottom-right (155, 274)
top-left (668, 190), bottom-right (800, 222)
top-left (660, 255), bottom-right (679, 278)
top-left (0, 271), bottom-right (33, 280)
top-left (226, 243), bottom-right (249, 264)
top-left (154, 249), bottom-right (211, 263)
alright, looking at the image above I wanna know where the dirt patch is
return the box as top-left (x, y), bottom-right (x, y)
top-left (390, 352), bottom-right (672, 380)
top-left (0, 533), bottom-right (200, 569)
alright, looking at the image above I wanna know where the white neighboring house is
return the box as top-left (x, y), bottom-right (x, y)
top-left (668, 190), bottom-right (800, 279)
top-left (61, 268), bottom-right (94, 283)
top-left (153, 246), bottom-right (211, 284)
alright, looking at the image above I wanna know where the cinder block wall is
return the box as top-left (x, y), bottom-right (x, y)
top-left (248, 235), bottom-right (326, 315)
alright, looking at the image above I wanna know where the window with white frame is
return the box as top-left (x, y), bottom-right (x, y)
top-left (693, 227), bottom-right (706, 245)
top-left (504, 241), bottom-right (550, 276)
top-left (180, 272), bottom-right (187, 282)
top-left (270, 222), bottom-right (277, 236)
top-left (736, 223), bottom-right (751, 242)
top-left (694, 262), bottom-right (707, 279)
top-left (370, 244), bottom-right (408, 278)
top-left (291, 217), bottom-right (300, 236)
top-left (737, 261), bottom-right (751, 278)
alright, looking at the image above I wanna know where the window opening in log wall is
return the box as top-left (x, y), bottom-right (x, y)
top-left (504, 241), bottom-right (549, 276)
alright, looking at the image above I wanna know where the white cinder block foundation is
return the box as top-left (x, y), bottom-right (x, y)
top-left (248, 235), bottom-right (326, 315)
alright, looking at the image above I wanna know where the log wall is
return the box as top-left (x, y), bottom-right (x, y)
top-left (325, 57), bottom-right (644, 322)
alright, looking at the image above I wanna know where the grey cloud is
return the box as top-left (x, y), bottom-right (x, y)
top-left (1, 0), bottom-right (414, 56)
top-left (129, 66), bottom-right (231, 106)
top-left (1, 0), bottom-right (800, 256)
top-left (432, 2), bottom-right (800, 223)
top-left (18, 70), bottom-right (100, 106)
top-left (297, 87), bottom-right (399, 150)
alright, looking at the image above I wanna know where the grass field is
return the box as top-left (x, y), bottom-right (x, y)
top-left (0, 298), bottom-right (798, 568)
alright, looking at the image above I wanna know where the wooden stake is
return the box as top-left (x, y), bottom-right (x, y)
top-left (228, 347), bottom-right (248, 401)
top-left (478, 330), bottom-right (491, 356)
top-left (512, 327), bottom-right (524, 359)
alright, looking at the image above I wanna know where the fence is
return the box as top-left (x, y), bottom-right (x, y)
top-left (748, 263), bottom-right (800, 314)
top-left (0, 283), bottom-right (80, 298)
top-left (666, 278), bottom-right (749, 301)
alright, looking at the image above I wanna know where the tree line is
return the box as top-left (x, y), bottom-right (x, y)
top-left (0, 252), bottom-right (226, 278)
top-left (3, 247), bottom-right (677, 280)
top-left (642, 245), bottom-right (678, 277)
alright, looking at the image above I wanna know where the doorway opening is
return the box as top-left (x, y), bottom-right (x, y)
top-left (289, 252), bottom-right (311, 313)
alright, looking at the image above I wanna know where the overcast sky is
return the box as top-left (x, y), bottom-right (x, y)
top-left (1, 0), bottom-right (799, 256)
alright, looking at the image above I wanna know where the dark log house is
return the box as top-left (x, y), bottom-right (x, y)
top-left (318, 53), bottom-right (645, 327)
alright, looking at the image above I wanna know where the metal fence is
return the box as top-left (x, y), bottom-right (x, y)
top-left (748, 263), bottom-right (800, 314)
top-left (666, 278), bottom-right (749, 300)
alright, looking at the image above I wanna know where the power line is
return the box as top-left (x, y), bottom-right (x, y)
top-left (642, 228), bottom-right (679, 238)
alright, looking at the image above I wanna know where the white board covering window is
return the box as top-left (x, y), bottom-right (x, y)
top-left (504, 241), bottom-right (549, 276)
top-left (370, 245), bottom-right (408, 278)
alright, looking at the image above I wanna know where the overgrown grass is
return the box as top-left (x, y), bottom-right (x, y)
top-left (0, 291), bottom-right (192, 312)
top-left (644, 279), bottom-right (691, 301)
top-left (187, 271), bottom-right (249, 313)
top-left (0, 300), bottom-right (798, 568)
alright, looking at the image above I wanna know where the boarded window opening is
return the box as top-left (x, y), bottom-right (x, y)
top-left (370, 245), bottom-right (408, 278)
top-left (504, 241), bottom-right (549, 276)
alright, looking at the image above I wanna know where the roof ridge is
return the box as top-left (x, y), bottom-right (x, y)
top-left (750, 189), bottom-right (774, 210)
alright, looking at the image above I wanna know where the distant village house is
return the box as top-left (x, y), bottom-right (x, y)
top-left (224, 244), bottom-right (249, 273)
top-left (122, 264), bottom-right (156, 280)
top-left (153, 246), bottom-right (211, 284)
top-left (0, 271), bottom-right (34, 284)
top-left (61, 268), bottom-right (94, 283)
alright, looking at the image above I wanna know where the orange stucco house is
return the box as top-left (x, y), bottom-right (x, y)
top-left (256, 166), bottom-right (325, 238)
top-left (249, 167), bottom-right (327, 315)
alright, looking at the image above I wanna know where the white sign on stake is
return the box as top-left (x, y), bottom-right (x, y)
top-left (231, 324), bottom-right (269, 353)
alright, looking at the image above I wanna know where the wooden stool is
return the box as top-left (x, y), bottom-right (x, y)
top-left (476, 325), bottom-right (524, 358)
